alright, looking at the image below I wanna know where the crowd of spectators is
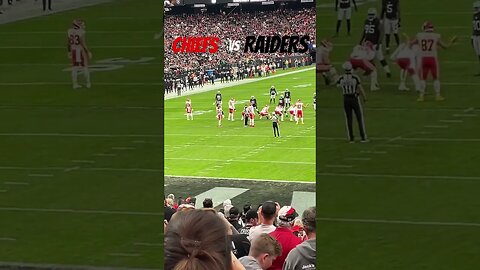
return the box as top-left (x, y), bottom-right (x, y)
top-left (164, 6), bottom-right (316, 95)
top-left (164, 193), bottom-right (316, 270)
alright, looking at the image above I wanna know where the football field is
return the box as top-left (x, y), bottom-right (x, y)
top-left (317, 0), bottom-right (480, 269)
top-left (0, 0), bottom-right (162, 268)
top-left (164, 67), bottom-right (316, 182)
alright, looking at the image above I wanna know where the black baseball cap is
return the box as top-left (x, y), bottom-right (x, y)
top-left (245, 209), bottom-right (258, 221)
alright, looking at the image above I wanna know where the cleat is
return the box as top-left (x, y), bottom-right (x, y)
top-left (349, 140), bottom-right (355, 144)
top-left (86, 83), bottom-right (91, 89)
top-left (398, 85), bottom-right (410, 91)
top-left (371, 84), bottom-right (380, 91)
top-left (417, 95), bottom-right (424, 102)
top-left (435, 95), bottom-right (445, 101)
top-left (73, 84), bottom-right (81, 89)
top-left (360, 139), bottom-right (370, 143)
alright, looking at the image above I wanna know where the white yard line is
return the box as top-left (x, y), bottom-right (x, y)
top-left (167, 157), bottom-right (314, 165)
top-left (165, 145), bottom-right (315, 150)
top-left (165, 175), bottom-right (315, 184)
top-left (0, 237), bottom-right (16, 241)
top-left (3, 182), bottom-right (29, 185)
top-left (424, 125), bottom-right (449, 129)
top-left (318, 172), bottom-right (480, 181)
top-left (27, 174), bottom-right (53, 177)
top-left (318, 217), bottom-right (480, 227)
top-left (93, 153), bottom-right (117, 157)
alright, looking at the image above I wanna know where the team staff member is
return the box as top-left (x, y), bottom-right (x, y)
top-left (272, 113), bottom-right (280, 137)
top-left (336, 62), bottom-right (368, 143)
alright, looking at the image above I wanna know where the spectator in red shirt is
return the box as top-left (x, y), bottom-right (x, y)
top-left (268, 206), bottom-right (302, 270)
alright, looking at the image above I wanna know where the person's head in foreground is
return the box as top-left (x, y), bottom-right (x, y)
top-left (239, 233), bottom-right (282, 270)
top-left (277, 206), bottom-right (299, 228)
top-left (164, 209), bottom-right (232, 270)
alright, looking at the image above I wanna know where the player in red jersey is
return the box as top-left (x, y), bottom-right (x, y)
top-left (67, 19), bottom-right (92, 89)
top-left (185, 98), bottom-right (193, 120)
top-left (349, 41), bottom-right (380, 91)
top-left (288, 104), bottom-right (297, 122)
top-left (259, 105), bottom-right (270, 119)
top-left (390, 34), bottom-right (421, 91)
top-left (274, 104), bottom-right (284, 122)
top-left (412, 21), bottom-right (456, 101)
top-left (295, 99), bottom-right (306, 125)
top-left (228, 97), bottom-right (236, 121)
top-left (317, 39), bottom-right (338, 86)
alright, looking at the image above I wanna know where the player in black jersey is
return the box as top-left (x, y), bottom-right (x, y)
top-left (473, 1), bottom-right (480, 75)
top-left (360, 8), bottom-right (392, 78)
top-left (313, 92), bottom-right (316, 111)
top-left (278, 95), bottom-right (285, 112)
top-left (381, 0), bottom-right (401, 54)
top-left (335, 0), bottom-right (358, 36)
top-left (269, 86), bottom-right (277, 104)
top-left (284, 89), bottom-right (291, 109)
top-left (250, 96), bottom-right (259, 114)
top-left (214, 91), bottom-right (222, 107)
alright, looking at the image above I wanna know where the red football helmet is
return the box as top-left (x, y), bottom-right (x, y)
top-left (363, 40), bottom-right (374, 50)
top-left (423, 21), bottom-right (434, 32)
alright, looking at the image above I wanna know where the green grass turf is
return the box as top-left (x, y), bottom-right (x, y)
top-left (0, 0), bottom-right (162, 268)
top-left (164, 67), bottom-right (316, 182)
top-left (317, 0), bottom-right (480, 269)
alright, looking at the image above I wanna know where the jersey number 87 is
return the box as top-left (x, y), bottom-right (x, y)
top-left (421, 39), bottom-right (434, 51)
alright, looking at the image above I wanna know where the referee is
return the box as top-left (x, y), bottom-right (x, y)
top-left (272, 113), bottom-right (280, 137)
top-left (336, 62), bottom-right (368, 143)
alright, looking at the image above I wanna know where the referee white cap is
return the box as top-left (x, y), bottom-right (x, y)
top-left (342, 61), bottom-right (353, 72)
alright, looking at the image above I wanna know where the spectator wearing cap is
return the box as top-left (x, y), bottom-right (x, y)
top-left (164, 198), bottom-right (176, 223)
top-left (239, 233), bottom-right (282, 270)
top-left (248, 201), bottom-right (279, 242)
top-left (203, 198), bottom-right (213, 208)
top-left (268, 206), bottom-right (302, 270)
top-left (239, 209), bottom-right (258, 236)
top-left (282, 207), bottom-right (316, 270)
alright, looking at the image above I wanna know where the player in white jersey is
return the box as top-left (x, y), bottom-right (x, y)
top-left (274, 104), bottom-right (284, 122)
top-left (259, 105), bottom-right (270, 119)
top-left (413, 21), bottom-right (456, 101)
top-left (295, 99), bottom-right (305, 125)
top-left (67, 19), bottom-right (92, 89)
top-left (228, 97), bottom-right (236, 121)
top-left (247, 104), bottom-right (255, 127)
top-left (349, 41), bottom-right (379, 91)
top-left (288, 104), bottom-right (297, 122)
top-left (317, 39), bottom-right (338, 86)
top-left (185, 98), bottom-right (193, 120)
top-left (390, 34), bottom-right (421, 91)
top-left (216, 105), bottom-right (223, 127)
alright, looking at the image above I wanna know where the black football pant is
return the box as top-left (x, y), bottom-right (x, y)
top-left (43, 0), bottom-right (51, 10)
top-left (273, 122), bottom-right (280, 137)
top-left (344, 95), bottom-right (366, 141)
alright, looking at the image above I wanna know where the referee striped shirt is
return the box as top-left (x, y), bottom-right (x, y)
top-left (337, 74), bottom-right (361, 95)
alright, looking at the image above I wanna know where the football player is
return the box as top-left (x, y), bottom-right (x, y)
top-left (278, 95), bottom-right (285, 113)
top-left (472, 1), bottom-right (480, 76)
top-left (390, 34), bottom-right (421, 91)
top-left (247, 103), bottom-right (255, 127)
top-left (381, 0), bottom-right (401, 54)
top-left (288, 104), bottom-right (297, 122)
top-left (317, 39), bottom-right (338, 86)
top-left (67, 19), bottom-right (92, 89)
top-left (284, 89), bottom-right (291, 109)
top-left (335, 0), bottom-right (358, 36)
top-left (360, 8), bottom-right (392, 78)
top-left (295, 99), bottom-right (305, 125)
top-left (350, 41), bottom-right (380, 91)
top-left (216, 105), bottom-right (223, 127)
top-left (228, 97), bottom-right (236, 121)
top-left (269, 86), bottom-right (277, 104)
top-left (185, 98), bottom-right (193, 120)
top-left (250, 96), bottom-right (259, 114)
top-left (259, 105), bottom-right (270, 119)
top-left (413, 21), bottom-right (456, 101)
top-left (274, 104), bottom-right (284, 122)
top-left (214, 91), bottom-right (222, 107)
top-left (313, 92), bottom-right (316, 111)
